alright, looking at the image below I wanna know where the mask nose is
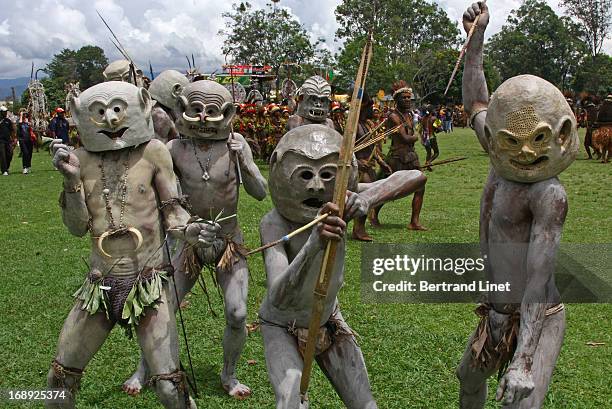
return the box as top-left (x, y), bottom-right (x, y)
top-left (313, 99), bottom-right (322, 108)
top-left (105, 109), bottom-right (121, 127)
top-left (306, 176), bottom-right (325, 193)
top-left (519, 144), bottom-right (537, 161)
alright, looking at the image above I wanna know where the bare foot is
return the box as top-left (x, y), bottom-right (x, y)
top-left (221, 376), bottom-right (251, 400)
top-left (408, 223), bottom-right (428, 231)
top-left (122, 370), bottom-right (145, 396)
top-left (352, 231), bottom-right (373, 242)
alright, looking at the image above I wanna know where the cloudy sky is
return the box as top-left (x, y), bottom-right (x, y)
top-left (0, 0), bottom-right (610, 79)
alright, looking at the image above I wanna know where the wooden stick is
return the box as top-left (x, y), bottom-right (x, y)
top-left (443, 0), bottom-right (487, 96)
top-left (419, 156), bottom-right (468, 169)
top-left (299, 33), bottom-right (374, 404)
top-left (246, 213), bottom-right (329, 256)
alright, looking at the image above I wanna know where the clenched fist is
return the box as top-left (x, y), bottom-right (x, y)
top-left (185, 222), bottom-right (221, 248)
top-left (463, 2), bottom-right (489, 34)
top-left (51, 139), bottom-right (80, 182)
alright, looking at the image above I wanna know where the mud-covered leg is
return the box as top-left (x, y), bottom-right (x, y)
top-left (316, 317), bottom-right (377, 409)
top-left (261, 324), bottom-right (307, 409)
top-left (457, 311), bottom-right (506, 409)
top-left (46, 303), bottom-right (114, 408)
top-left (136, 284), bottom-right (196, 409)
top-left (217, 256), bottom-right (251, 399)
top-left (508, 310), bottom-right (565, 409)
top-left (123, 242), bottom-right (198, 396)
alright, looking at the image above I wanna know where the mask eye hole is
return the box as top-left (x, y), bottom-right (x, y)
top-left (534, 133), bottom-right (544, 142)
top-left (320, 171), bottom-right (334, 180)
top-left (194, 106), bottom-right (202, 113)
top-left (113, 106), bottom-right (121, 113)
top-left (506, 137), bottom-right (519, 146)
top-left (98, 109), bottom-right (105, 115)
top-left (300, 170), bottom-right (314, 180)
top-left (207, 108), bottom-right (215, 115)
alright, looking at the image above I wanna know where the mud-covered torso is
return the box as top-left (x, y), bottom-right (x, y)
top-left (481, 170), bottom-right (562, 312)
top-left (258, 209), bottom-right (344, 328)
top-left (168, 138), bottom-right (240, 238)
top-left (77, 142), bottom-right (165, 277)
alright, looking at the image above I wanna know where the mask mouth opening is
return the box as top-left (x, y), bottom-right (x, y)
top-left (510, 155), bottom-right (549, 169)
top-left (303, 197), bottom-right (325, 208)
top-left (309, 108), bottom-right (326, 118)
top-left (98, 127), bottom-right (128, 140)
top-left (189, 126), bottom-right (218, 134)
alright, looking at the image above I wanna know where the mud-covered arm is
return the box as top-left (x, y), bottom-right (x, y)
top-left (51, 141), bottom-right (89, 237)
top-left (514, 184), bottom-right (567, 367)
top-left (389, 113), bottom-right (417, 144)
top-left (497, 183), bottom-right (567, 404)
top-left (149, 139), bottom-right (191, 230)
top-left (462, 1), bottom-right (490, 151)
top-left (229, 132), bottom-right (267, 200)
top-left (357, 170), bottom-right (427, 211)
top-left (260, 212), bottom-right (323, 305)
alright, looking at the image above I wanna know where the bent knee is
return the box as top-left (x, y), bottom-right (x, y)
top-left (225, 305), bottom-right (247, 327)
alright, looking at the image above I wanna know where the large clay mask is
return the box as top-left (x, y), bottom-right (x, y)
top-left (103, 60), bottom-right (144, 87)
top-left (69, 81), bottom-right (154, 152)
top-left (297, 75), bottom-right (332, 122)
top-left (269, 124), bottom-right (357, 224)
top-left (148, 70), bottom-right (188, 114)
top-left (175, 80), bottom-right (235, 141)
top-left (485, 75), bottom-right (578, 183)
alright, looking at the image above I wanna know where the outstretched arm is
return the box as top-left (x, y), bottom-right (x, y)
top-left (462, 1), bottom-right (490, 151)
top-left (229, 132), bottom-right (267, 200)
top-left (497, 183), bottom-right (568, 405)
top-left (356, 170), bottom-right (427, 212)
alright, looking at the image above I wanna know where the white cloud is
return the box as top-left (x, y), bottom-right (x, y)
top-left (0, 0), bottom-right (609, 79)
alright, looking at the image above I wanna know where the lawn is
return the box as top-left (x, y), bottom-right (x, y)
top-left (0, 127), bottom-right (610, 408)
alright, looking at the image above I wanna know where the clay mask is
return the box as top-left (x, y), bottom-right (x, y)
top-left (175, 80), bottom-right (235, 141)
top-left (70, 81), bottom-right (154, 152)
top-left (297, 76), bottom-right (332, 122)
top-left (103, 60), bottom-right (144, 87)
top-left (485, 75), bottom-right (578, 183)
top-left (269, 124), bottom-right (357, 224)
top-left (148, 70), bottom-right (188, 113)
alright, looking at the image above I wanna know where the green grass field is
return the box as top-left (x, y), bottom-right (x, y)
top-left (0, 128), bottom-right (610, 408)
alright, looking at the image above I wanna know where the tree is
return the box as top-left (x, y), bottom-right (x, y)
top-left (334, 0), bottom-right (461, 100)
top-left (220, 2), bottom-right (321, 95)
top-left (486, 0), bottom-right (588, 89)
top-left (572, 53), bottom-right (612, 94)
top-left (34, 46), bottom-right (108, 109)
top-left (560, 0), bottom-right (612, 58)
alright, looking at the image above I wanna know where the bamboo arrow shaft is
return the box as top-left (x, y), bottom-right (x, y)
top-left (299, 34), bottom-right (374, 402)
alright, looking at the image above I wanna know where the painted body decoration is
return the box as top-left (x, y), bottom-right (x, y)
top-left (259, 124), bottom-right (426, 408)
top-left (47, 81), bottom-right (212, 409)
top-left (287, 75), bottom-right (335, 131)
top-left (457, 3), bottom-right (578, 408)
top-left (125, 79), bottom-right (267, 400)
top-left (148, 70), bottom-right (189, 143)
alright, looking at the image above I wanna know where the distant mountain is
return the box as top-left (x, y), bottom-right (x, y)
top-left (0, 77), bottom-right (30, 100)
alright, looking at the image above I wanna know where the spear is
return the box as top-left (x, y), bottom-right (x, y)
top-left (443, 0), bottom-right (487, 96)
top-left (419, 156), bottom-right (468, 170)
top-left (299, 32), bottom-right (374, 404)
